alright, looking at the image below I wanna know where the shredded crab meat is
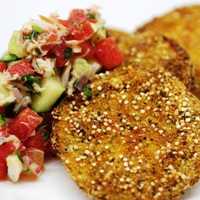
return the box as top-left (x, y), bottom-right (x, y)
top-left (32, 57), bottom-right (55, 77)
top-left (61, 62), bottom-right (72, 88)
top-left (20, 17), bottom-right (68, 59)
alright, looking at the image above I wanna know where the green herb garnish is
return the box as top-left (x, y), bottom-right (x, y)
top-left (42, 130), bottom-right (50, 141)
top-left (85, 13), bottom-right (95, 19)
top-left (13, 151), bottom-right (24, 163)
top-left (32, 26), bottom-right (43, 33)
top-left (83, 84), bottom-right (92, 97)
top-left (21, 74), bottom-right (41, 91)
top-left (36, 125), bottom-right (47, 131)
top-left (35, 47), bottom-right (42, 55)
top-left (0, 115), bottom-right (6, 126)
top-left (64, 48), bottom-right (72, 60)
top-left (24, 168), bottom-right (31, 174)
top-left (73, 79), bottom-right (78, 88)
top-left (25, 26), bottom-right (43, 40)
top-left (50, 151), bottom-right (57, 157)
top-left (72, 20), bottom-right (80, 25)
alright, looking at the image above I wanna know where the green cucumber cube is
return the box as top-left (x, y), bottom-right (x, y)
top-left (31, 76), bottom-right (65, 113)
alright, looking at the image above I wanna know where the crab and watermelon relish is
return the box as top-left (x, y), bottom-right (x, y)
top-left (0, 6), bottom-right (124, 182)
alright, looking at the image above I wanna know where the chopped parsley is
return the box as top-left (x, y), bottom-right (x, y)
top-left (50, 151), bottom-right (57, 157)
top-left (13, 151), bottom-right (24, 163)
top-left (64, 48), bottom-right (72, 59)
top-left (85, 13), bottom-right (95, 19)
top-left (42, 130), bottom-right (50, 141)
top-left (36, 125), bottom-right (47, 131)
top-left (0, 115), bottom-right (6, 126)
top-left (21, 74), bottom-right (41, 91)
top-left (32, 26), bottom-right (43, 33)
top-left (35, 47), bottom-right (42, 55)
top-left (24, 26), bottom-right (43, 40)
top-left (83, 84), bottom-right (92, 97)
top-left (72, 20), bottom-right (80, 25)
top-left (24, 168), bottom-right (31, 174)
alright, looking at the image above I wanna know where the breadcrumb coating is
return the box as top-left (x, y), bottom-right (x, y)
top-left (135, 5), bottom-right (200, 91)
top-left (108, 29), bottom-right (194, 90)
top-left (52, 66), bottom-right (200, 200)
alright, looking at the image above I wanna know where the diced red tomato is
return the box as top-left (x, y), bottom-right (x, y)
top-left (69, 9), bottom-right (97, 23)
top-left (68, 18), bottom-right (94, 41)
top-left (69, 9), bottom-right (85, 22)
top-left (24, 128), bottom-right (48, 151)
top-left (7, 59), bottom-right (34, 78)
top-left (0, 141), bottom-right (16, 159)
top-left (44, 140), bottom-right (57, 158)
top-left (47, 37), bottom-right (73, 67)
top-left (0, 157), bottom-right (7, 180)
top-left (48, 29), bottom-right (58, 42)
top-left (21, 147), bottom-right (44, 169)
top-left (0, 126), bottom-right (9, 137)
top-left (58, 10), bottom-right (96, 28)
top-left (58, 19), bottom-right (72, 28)
top-left (94, 37), bottom-right (124, 70)
top-left (77, 40), bottom-right (95, 59)
top-left (39, 112), bottom-right (53, 132)
top-left (84, 9), bottom-right (97, 23)
top-left (20, 147), bottom-right (44, 179)
top-left (8, 107), bottom-right (41, 142)
top-left (0, 107), bottom-right (5, 114)
top-left (0, 62), bottom-right (7, 72)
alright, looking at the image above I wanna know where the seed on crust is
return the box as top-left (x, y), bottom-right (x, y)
top-left (135, 5), bottom-right (200, 91)
top-left (108, 29), bottom-right (194, 90)
top-left (51, 66), bottom-right (200, 200)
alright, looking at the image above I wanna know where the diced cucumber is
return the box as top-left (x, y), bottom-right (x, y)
top-left (31, 76), bottom-right (65, 113)
top-left (92, 24), bottom-right (106, 44)
top-left (0, 54), bottom-right (18, 62)
top-left (8, 30), bottom-right (24, 58)
top-left (72, 58), bottom-right (91, 77)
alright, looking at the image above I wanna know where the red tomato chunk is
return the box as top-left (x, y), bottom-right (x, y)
top-left (68, 18), bottom-right (94, 40)
top-left (78, 40), bottom-right (95, 59)
top-left (8, 107), bottom-right (41, 142)
top-left (20, 147), bottom-right (44, 180)
top-left (7, 59), bottom-right (34, 78)
top-left (0, 62), bottom-right (7, 72)
top-left (0, 141), bottom-right (16, 159)
top-left (0, 126), bottom-right (9, 137)
top-left (47, 37), bottom-right (73, 67)
top-left (24, 128), bottom-right (49, 151)
top-left (95, 37), bottom-right (125, 70)
top-left (0, 157), bottom-right (7, 179)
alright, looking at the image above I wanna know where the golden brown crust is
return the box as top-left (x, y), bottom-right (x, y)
top-left (51, 66), bottom-right (200, 200)
top-left (135, 5), bottom-right (200, 89)
top-left (108, 29), bottom-right (194, 90)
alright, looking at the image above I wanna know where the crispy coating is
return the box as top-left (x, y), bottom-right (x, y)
top-left (135, 5), bottom-right (200, 90)
top-left (51, 66), bottom-right (200, 200)
top-left (107, 29), bottom-right (194, 90)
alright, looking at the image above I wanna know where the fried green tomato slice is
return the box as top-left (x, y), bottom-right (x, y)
top-left (107, 29), bottom-right (194, 90)
top-left (135, 5), bottom-right (200, 91)
top-left (51, 66), bottom-right (200, 200)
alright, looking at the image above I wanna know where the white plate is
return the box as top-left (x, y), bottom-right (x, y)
top-left (0, 0), bottom-right (200, 199)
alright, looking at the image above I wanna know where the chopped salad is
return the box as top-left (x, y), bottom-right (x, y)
top-left (0, 5), bottom-right (124, 182)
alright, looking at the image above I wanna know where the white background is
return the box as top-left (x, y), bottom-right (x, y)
top-left (0, 0), bottom-right (200, 199)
